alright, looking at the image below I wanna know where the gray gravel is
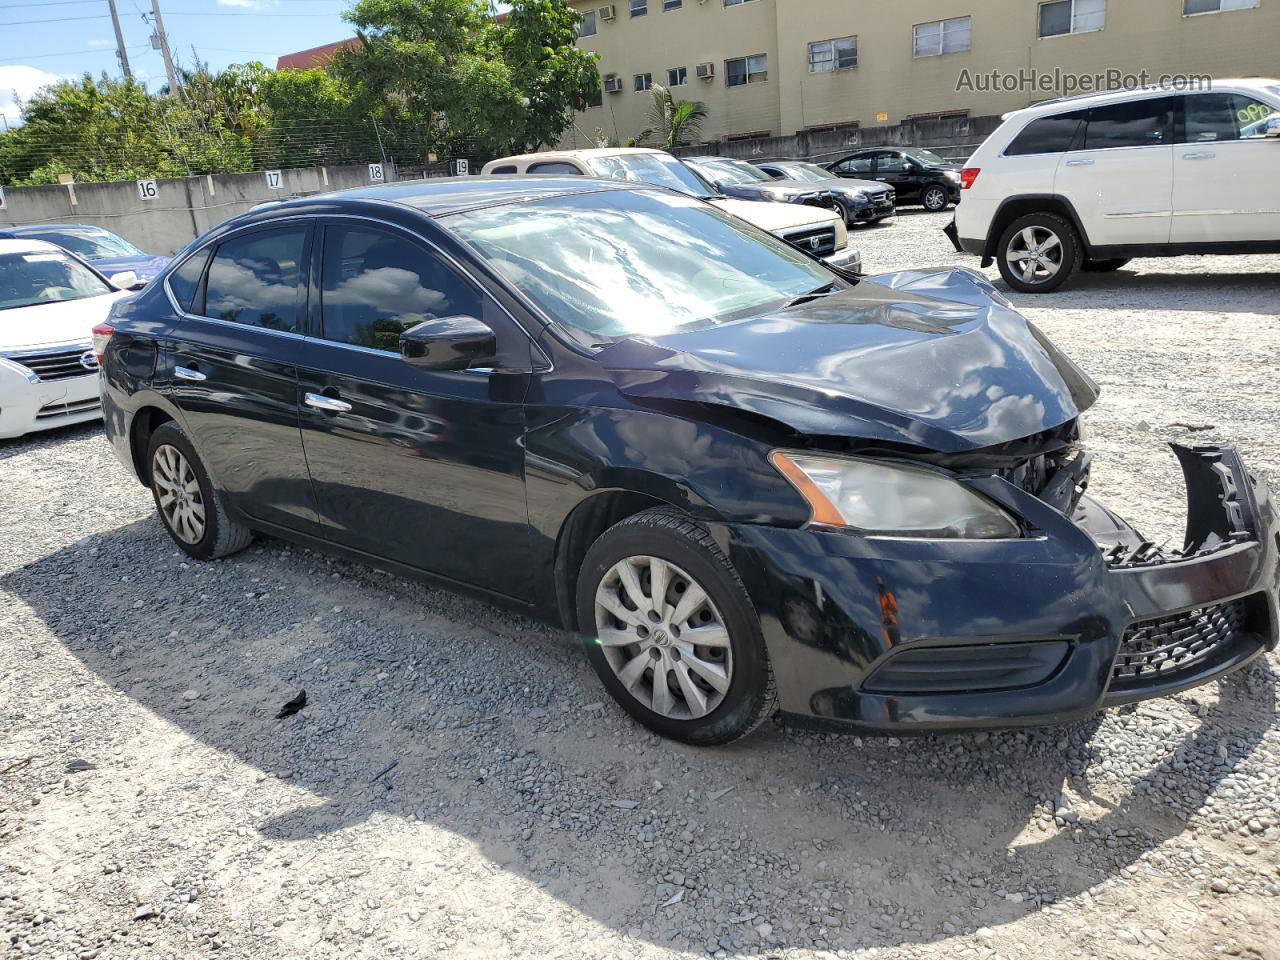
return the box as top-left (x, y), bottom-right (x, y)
top-left (2, 210), bottom-right (1279, 960)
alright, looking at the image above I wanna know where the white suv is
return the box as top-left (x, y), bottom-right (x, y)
top-left (949, 79), bottom-right (1280, 293)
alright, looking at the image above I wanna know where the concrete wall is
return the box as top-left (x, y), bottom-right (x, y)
top-left (0, 164), bottom-right (397, 256)
top-left (565, 0), bottom-right (1280, 142)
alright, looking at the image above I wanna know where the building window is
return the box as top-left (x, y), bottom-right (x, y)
top-left (578, 9), bottom-right (597, 37)
top-left (1185, 0), bottom-right (1258, 12)
top-left (725, 54), bottom-right (768, 87)
top-left (805, 121), bottom-right (860, 134)
top-left (725, 130), bottom-right (771, 142)
top-left (664, 0), bottom-right (681, 9)
top-left (1039, 0), bottom-right (1105, 36)
top-left (723, 0), bottom-right (758, 7)
top-left (630, 0), bottom-right (647, 16)
top-left (912, 16), bottom-right (971, 57)
top-left (634, 72), bottom-right (653, 92)
top-left (808, 36), bottom-right (857, 72)
top-left (667, 66), bottom-right (688, 86)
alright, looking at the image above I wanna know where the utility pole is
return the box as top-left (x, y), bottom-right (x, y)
top-left (150, 0), bottom-right (180, 94)
top-left (106, 0), bottom-right (133, 80)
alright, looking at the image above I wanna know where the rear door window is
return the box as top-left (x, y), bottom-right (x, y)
top-left (833, 155), bottom-right (873, 174)
top-left (1084, 97), bottom-right (1174, 150)
top-left (1005, 111), bottom-right (1087, 155)
top-left (527, 162), bottom-right (583, 174)
top-left (202, 228), bottom-right (307, 332)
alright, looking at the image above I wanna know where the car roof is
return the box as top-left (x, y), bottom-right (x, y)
top-left (0, 237), bottom-right (70, 255)
top-left (486, 146), bottom-right (668, 166)
top-left (1008, 77), bottom-right (1280, 120)
top-left (2, 223), bottom-right (109, 235)
top-left (266, 175), bottom-right (643, 218)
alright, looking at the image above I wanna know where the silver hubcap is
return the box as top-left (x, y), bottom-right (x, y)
top-left (924, 188), bottom-right (946, 209)
top-left (593, 556), bottom-right (732, 721)
top-left (1006, 226), bottom-right (1063, 284)
top-left (152, 444), bottom-right (206, 545)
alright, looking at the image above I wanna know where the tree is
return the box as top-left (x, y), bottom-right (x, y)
top-left (333, 0), bottom-right (598, 157)
top-left (639, 84), bottom-right (707, 151)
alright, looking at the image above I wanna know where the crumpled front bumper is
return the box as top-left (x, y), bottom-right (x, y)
top-left (821, 246), bottom-right (863, 275)
top-left (723, 444), bottom-right (1278, 732)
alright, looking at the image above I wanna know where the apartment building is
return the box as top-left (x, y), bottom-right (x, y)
top-left (560, 0), bottom-right (1280, 146)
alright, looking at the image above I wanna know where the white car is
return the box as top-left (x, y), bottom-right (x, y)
top-left (949, 78), bottom-right (1280, 292)
top-left (481, 148), bottom-right (862, 273)
top-left (0, 239), bottom-right (131, 439)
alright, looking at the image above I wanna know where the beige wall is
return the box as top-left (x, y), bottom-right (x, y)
top-left (563, 0), bottom-right (1280, 145)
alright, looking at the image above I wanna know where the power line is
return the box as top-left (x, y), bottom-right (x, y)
top-left (1, 9), bottom-right (335, 25)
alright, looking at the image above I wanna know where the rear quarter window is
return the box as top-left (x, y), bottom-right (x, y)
top-left (527, 162), bottom-right (584, 175)
top-left (488, 164), bottom-right (518, 174)
top-left (1004, 111), bottom-right (1087, 155)
top-left (166, 248), bottom-right (211, 312)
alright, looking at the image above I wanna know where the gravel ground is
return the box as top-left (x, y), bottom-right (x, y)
top-left (3, 210), bottom-right (1279, 960)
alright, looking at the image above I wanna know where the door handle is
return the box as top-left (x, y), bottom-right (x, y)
top-left (1064, 158), bottom-right (1095, 167)
top-left (1182, 151), bottom-right (1216, 160)
top-left (174, 364), bottom-right (206, 382)
top-left (304, 392), bottom-right (352, 413)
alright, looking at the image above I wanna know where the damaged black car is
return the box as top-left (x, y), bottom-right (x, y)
top-left (97, 177), bottom-right (1279, 745)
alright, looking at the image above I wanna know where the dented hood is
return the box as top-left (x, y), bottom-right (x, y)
top-left (597, 268), bottom-right (1099, 453)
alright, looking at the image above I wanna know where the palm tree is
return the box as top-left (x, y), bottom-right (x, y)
top-left (643, 84), bottom-right (707, 151)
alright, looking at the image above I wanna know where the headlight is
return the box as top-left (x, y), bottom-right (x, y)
top-left (944, 170), bottom-right (962, 182)
top-left (770, 451), bottom-right (1021, 539)
top-left (0, 356), bottom-right (40, 384)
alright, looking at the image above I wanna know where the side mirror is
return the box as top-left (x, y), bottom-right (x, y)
top-left (399, 315), bottom-right (496, 371)
top-left (108, 270), bottom-right (144, 291)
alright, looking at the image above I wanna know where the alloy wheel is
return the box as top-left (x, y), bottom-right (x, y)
top-left (1005, 225), bottom-right (1064, 285)
top-left (152, 443), bottom-right (206, 545)
top-left (923, 187), bottom-right (948, 211)
top-left (593, 555), bottom-right (732, 720)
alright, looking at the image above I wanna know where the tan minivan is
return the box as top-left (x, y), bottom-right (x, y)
top-left (481, 148), bottom-right (862, 274)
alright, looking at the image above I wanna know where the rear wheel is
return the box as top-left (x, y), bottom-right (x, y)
top-left (1082, 257), bottom-right (1132, 273)
top-left (921, 185), bottom-right (950, 212)
top-left (147, 422), bottom-right (253, 561)
top-left (576, 508), bottom-right (776, 745)
top-left (996, 212), bottom-right (1082, 294)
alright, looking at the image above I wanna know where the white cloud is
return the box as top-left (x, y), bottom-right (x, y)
top-left (0, 65), bottom-right (65, 127)
top-left (87, 38), bottom-right (112, 49)
top-left (216, 0), bottom-right (273, 7)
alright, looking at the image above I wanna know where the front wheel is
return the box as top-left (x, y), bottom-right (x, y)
top-left (996, 213), bottom-right (1082, 294)
top-left (576, 508), bottom-right (776, 745)
top-left (921, 185), bottom-right (950, 212)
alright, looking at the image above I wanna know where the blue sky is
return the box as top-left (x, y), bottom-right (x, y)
top-left (1, 0), bottom-right (357, 127)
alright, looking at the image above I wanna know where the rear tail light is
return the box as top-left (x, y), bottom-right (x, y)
top-left (960, 167), bottom-right (981, 190)
top-left (91, 322), bottom-right (115, 364)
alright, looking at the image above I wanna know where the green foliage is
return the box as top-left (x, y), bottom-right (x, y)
top-left (335, 0), bottom-right (599, 156)
top-left (642, 85), bottom-right (707, 151)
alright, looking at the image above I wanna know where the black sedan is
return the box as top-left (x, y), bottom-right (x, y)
top-left (753, 159), bottom-right (896, 225)
top-left (96, 177), bottom-right (1278, 745)
top-left (828, 147), bottom-right (963, 212)
top-left (681, 156), bottom-right (842, 216)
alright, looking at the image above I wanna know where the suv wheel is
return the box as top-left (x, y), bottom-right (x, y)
top-left (996, 213), bottom-right (1082, 294)
top-left (921, 185), bottom-right (950, 212)
top-left (147, 421), bottom-right (253, 561)
top-left (576, 508), bottom-right (777, 745)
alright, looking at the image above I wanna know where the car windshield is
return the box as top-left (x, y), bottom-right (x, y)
top-left (774, 163), bottom-right (830, 182)
top-left (19, 227), bottom-right (144, 261)
top-left (902, 148), bottom-right (948, 166)
top-left (694, 160), bottom-right (773, 185)
top-left (446, 189), bottom-right (838, 338)
top-left (0, 249), bottom-right (113, 310)
top-left (585, 153), bottom-right (717, 199)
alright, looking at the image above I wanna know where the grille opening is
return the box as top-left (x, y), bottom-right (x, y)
top-left (3, 346), bottom-right (97, 382)
top-left (1111, 593), bottom-right (1268, 686)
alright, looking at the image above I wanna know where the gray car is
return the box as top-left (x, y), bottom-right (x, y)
top-left (754, 160), bottom-right (896, 225)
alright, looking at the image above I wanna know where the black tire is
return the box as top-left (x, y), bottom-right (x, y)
top-left (575, 508), bottom-right (777, 746)
top-left (1081, 257), bottom-right (1132, 273)
top-left (146, 421), bottom-right (253, 561)
top-left (921, 185), bottom-right (950, 212)
top-left (995, 212), bottom-right (1082, 294)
